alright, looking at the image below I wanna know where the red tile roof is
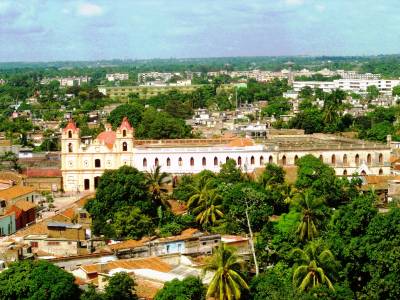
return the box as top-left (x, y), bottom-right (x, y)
top-left (60, 207), bottom-right (75, 219)
top-left (63, 119), bottom-right (78, 132)
top-left (119, 117), bottom-right (133, 130)
top-left (109, 237), bottom-right (150, 251)
top-left (14, 200), bottom-right (36, 211)
top-left (23, 169), bottom-right (62, 178)
top-left (96, 131), bottom-right (116, 149)
top-left (0, 186), bottom-right (36, 201)
top-left (81, 257), bottom-right (172, 275)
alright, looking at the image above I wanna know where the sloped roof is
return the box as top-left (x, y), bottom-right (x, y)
top-left (135, 278), bottom-right (163, 300)
top-left (81, 257), bottom-right (172, 275)
top-left (23, 169), bottom-right (62, 178)
top-left (14, 200), bottom-right (36, 211)
top-left (155, 228), bottom-right (200, 243)
top-left (63, 119), bottom-right (79, 132)
top-left (60, 207), bottom-right (75, 219)
top-left (96, 131), bottom-right (116, 149)
top-left (362, 175), bottom-right (400, 190)
top-left (109, 237), bottom-right (150, 251)
top-left (119, 117), bottom-right (133, 130)
top-left (0, 186), bottom-right (37, 201)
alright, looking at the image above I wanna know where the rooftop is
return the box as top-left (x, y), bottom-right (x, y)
top-left (81, 256), bottom-right (172, 275)
top-left (265, 133), bottom-right (389, 151)
top-left (23, 168), bottom-right (62, 178)
top-left (14, 200), bottom-right (36, 211)
top-left (0, 186), bottom-right (36, 201)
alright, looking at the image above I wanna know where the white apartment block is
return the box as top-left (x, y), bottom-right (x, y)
top-left (106, 73), bottom-right (129, 81)
top-left (40, 76), bottom-right (90, 87)
top-left (293, 79), bottom-right (400, 94)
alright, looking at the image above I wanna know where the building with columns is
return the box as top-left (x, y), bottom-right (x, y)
top-left (61, 118), bottom-right (392, 192)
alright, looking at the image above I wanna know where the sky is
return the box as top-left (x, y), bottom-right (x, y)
top-left (0, 0), bottom-right (400, 62)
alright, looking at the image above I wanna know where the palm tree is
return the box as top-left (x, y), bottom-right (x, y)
top-left (292, 241), bottom-right (337, 292)
top-left (191, 189), bottom-right (224, 227)
top-left (187, 176), bottom-right (214, 210)
top-left (292, 190), bottom-right (325, 241)
top-left (204, 243), bottom-right (249, 300)
top-left (145, 166), bottom-right (171, 208)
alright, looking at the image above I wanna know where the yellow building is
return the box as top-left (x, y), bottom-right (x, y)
top-left (98, 84), bottom-right (236, 100)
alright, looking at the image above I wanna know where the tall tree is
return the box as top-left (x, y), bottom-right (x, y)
top-left (190, 188), bottom-right (224, 228)
top-left (145, 166), bottom-right (171, 209)
top-left (104, 272), bottom-right (137, 300)
top-left (292, 190), bottom-right (326, 241)
top-left (154, 276), bottom-right (206, 300)
top-left (0, 260), bottom-right (81, 300)
top-left (204, 243), bottom-right (249, 300)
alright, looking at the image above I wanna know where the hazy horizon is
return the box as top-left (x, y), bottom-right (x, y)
top-left (1, 0), bottom-right (400, 62)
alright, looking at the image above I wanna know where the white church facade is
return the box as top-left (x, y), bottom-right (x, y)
top-left (61, 118), bottom-right (392, 192)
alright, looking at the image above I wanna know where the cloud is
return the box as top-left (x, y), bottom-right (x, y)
top-left (77, 3), bottom-right (103, 16)
top-left (284, 0), bottom-right (305, 5)
top-left (315, 4), bottom-right (325, 12)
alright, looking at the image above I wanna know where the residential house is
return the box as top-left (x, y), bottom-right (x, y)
top-left (17, 220), bottom-right (90, 257)
top-left (6, 200), bottom-right (36, 230)
top-left (23, 168), bottom-right (63, 192)
top-left (0, 212), bottom-right (16, 236)
top-left (0, 186), bottom-right (40, 208)
top-left (73, 255), bottom-right (213, 299)
top-left (149, 228), bottom-right (221, 256)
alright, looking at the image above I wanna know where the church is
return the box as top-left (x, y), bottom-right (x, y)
top-left (61, 118), bottom-right (391, 192)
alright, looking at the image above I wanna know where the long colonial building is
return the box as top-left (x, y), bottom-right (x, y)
top-left (61, 118), bottom-right (391, 192)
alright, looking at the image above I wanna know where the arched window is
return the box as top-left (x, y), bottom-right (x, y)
top-left (294, 155), bottom-right (299, 164)
top-left (155, 158), bottom-right (159, 166)
top-left (190, 157), bottom-right (195, 166)
top-left (367, 154), bottom-right (371, 165)
top-left (260, 156), bottom-right (264, 165)
top-left (122, 142), bottom-right (127, 151)
top-left (178, 157), bottom-right (183, 166)
top-left (143, 158), bottom-right (147, 167)
top-left (250, 156), bottom-right (255, 165)
top-left (355, 154), bottom-right (360, 166)
top-left (238, 156), bottom-right (242, 166)
top-left (202, 157), bottom-right (206, 166)
top-left (269, 155), bottom-right (273, 164)
top-left (84, 179), bottom-right (90, 190)
top-left (379, 153), bottom-right (383, 164)
top-left (343, 154), bottom-right (348, 165)
top-left (361, 170), bottom-right (366, 176)
top-left (214, 157), bottom-right (218, 166)
top-left (343, 169), bottom-right (348, 176)
top-left (122, 129), bottom-right (126, 137)
top-left (331, 154), bottom-right (336, 165)
top-left (68, 143), bottom-right (73, 153)
top-left (226, 156), bottom-right (230, 163)
top-left (95, 159), bottom-right (101, 168)
top-left (319, 155), bottom-right (323, 162)
top-left (94, 176), bottom-right (100, 189)
top-left (379, 168), bottom-right (383, 175)
top-left (166, 157), bottom-right (171, 166)
top-left (68, 130), bottom-right (72, 138)
top-left (282, 155), bottom-right (287, 165)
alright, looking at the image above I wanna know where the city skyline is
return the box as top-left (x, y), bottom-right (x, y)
top-left (1, 0), bottom-right (400, 62)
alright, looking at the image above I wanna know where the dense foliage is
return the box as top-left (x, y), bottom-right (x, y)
top-left (154, 276), bottom-right (206, 300)
top-left (0, 260), bottom-right (81, 300)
